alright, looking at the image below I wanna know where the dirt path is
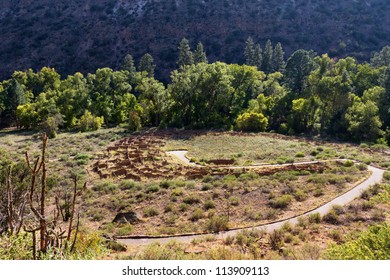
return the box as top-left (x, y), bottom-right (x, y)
top-left (166, 150), bottom-right (198, 166)
top-left (118, 152), bottom-right (384, 246)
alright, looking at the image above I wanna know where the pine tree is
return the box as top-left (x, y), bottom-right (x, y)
top-left (194, 42), bottom-right (208, 64)
top-left (244, 37), bottom-right (255, 66)
top-left (253, 44), bottom-right (263, 70)
top-left (272, 42), bottom-right (285, 73)
top-left (122, 54), bottom-right (136, 74)
top-left (138, 53), bottom-right (155, 78)
top-left (262, 40), bottom-right (273, 73)
top-left (177, 38), bottom-right (194, 67)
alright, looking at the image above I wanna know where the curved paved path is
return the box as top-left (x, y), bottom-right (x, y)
top-left (118, 152), bottom-right (384, 246)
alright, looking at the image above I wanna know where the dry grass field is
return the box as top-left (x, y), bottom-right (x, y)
top-left (1, 128), bottom-right (389, 259)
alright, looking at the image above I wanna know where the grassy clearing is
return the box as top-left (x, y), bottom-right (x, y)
top-left (164, 132), bottom-right (390, 167)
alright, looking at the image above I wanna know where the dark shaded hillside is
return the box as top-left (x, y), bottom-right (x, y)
top-left (0, 0), bottom-right (389, 80)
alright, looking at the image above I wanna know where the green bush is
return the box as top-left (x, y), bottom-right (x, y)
top-left (190, 208), bottom-right (205, 221)
top-left (143, 207), bottom-right (159, 217)
top-left (235, 112), bottom-right (268, 132)
top-left (269, 194), bottom-right (293, 209)
top-left (295, 152), bottom-right (305, 158)
top-left (383, 171), bottom-right (390, 181)
top-left (308, 213), bottom-right (321, 224)
top-left (145, 184), bottom-right (160, 193)
top-left (206, 216), bottom-right (229, 233)
top-left (183, 195), bottom-right (201, 205)
top-left (0, 233), bottom-right (32, 260)
top-left (322, 210), bottom-right (340, 224)
top-left (160, 180), bottom-right (173, 189)
top-left (204, 200), bottom-right (215, 210)
top-left (119, 180), bottom-right (137, 190)
top-left (78, 110), bottom-right (104, 132)
top-left (229, 196), bottom-right (240, 206)
top-left (326, 224), bottom-right (390, 260)
top-left (116, 224), bottom-right (134, 236)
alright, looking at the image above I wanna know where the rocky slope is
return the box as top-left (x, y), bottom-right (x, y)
top-left (0, 0), bottom-right (389, 80)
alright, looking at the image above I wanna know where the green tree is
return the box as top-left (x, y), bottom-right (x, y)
top-left (379, 68), bottom-right (390, 135)
top-left (308, 55), bottom-right (356, 135)
top-left (287, 97), bottom-right (319, 134)
top-left (169, 62), bottom-right (235, 128)
top-left (272, 42), bottom-right (285, 73)
top-left (121, 54), bottom-right (137, 82)
top-left (370, 46), bottom-right (390, 68)
top-left (345, 95), bottom-right (383, 142)
top-left (78, 110), bottom-right (104, 132)
top-left (0, 78), bottom-right (31, 127)
top-left (352, 63), bottom-right (383, 97)
top-left (41, 113), bottom-right (63, 138)
top-left (284, 49), bottom-right (317, 96)
top-left (244, 37), bottom-right (255, 66)
top-left (236, 112), bottom-right (268, 132)
top-left (177, 38), bottom-right (194, 67)
top-left (16, 103), bottom-right (39, 129)
top-left (253, 44), bottom-right (263, 70)
top-left (138, 53), bottom-right (156, 78)
top-left (135, 74), bottom-right (170, 126)
top-left (57, 72), bottom-right (90, 128)
top-left (262, 40), bottom-right (273, 73)
top-left (194, 42), bottom-right (208, 64)
top-left (88, 68), bottom-right (134, 125)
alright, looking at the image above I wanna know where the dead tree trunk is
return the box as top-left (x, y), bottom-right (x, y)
top-left (26, 133), bottom-right (48, 254)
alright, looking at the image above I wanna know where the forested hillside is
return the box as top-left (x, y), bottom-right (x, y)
top-left (1, 43), bottom-right (390, 144)
top-left (0, 0), bottom-right (389, 80)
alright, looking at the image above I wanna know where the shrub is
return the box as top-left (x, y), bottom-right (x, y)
top-left (229, 196), bottom-right (240, 206)
top-left (235, 112), bottom-right (268, 132)
top-left (78, 110), bottom-right (104, 132)
top-left (357, 163), bottom-right (368, 171)
top-left (143, 207), bottom-right (159, 217)
top-left (119, 180), bottom-right (137, 190)
top-left (383, 171), bottom-right (390, 181)
top-left (164, 203), bottom-right (175, 213)
top-left (206, 216), bottom-right (229, 233)
top-left (179, 203), bottom-right (189, 212)
top-left (268, 229), bottom-right (284, 251)
top-left (201, 183), bottom-right (212, 191)
top-left (183, 195), bottom-right (201, 205)
top-left (322, 210), bottom-right (340, 224)
top-left (41, 114), bottom-right (63, 138)
top-left (308, 213), bottom-right (321, 224)
top-left (145, 184), bottom-right (160, 193)
top-left (92, 180), bottom-right (118, 194)
top-left (204, 200), bottom-right (215, 210)
top-left (343, 160), bottom-right (354, 167)
top-left (160, 180), bottom-right (173, 189)
top-left (293, 189), bottom-right (307, 201)
top-left (116, 224), bottom-right (134, 236)
top-left (326, 224), bottom-right (390, 260)
top-left (269, 194), bottom-right (293, 209)
top-left (190, 208), bottom-right (205, 221)
top-left (295, 152), bottom-right (305, 158)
